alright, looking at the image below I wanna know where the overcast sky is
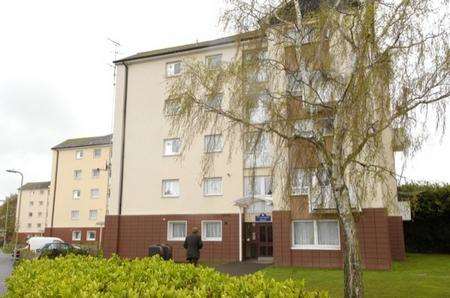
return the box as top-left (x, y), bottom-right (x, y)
top-left (0, 0), bottom-right (449, 200)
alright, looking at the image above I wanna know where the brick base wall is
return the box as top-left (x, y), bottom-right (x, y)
top-left (388, 216), bottom-right (406, 261)
top-left (273, 208), bottom-right (396, 270)
top-left (102, 214), bottom-right (240, 262)
top-left (44, 227), bottom-right (102, 245)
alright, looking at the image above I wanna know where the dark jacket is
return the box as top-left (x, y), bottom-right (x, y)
top-left (183, 234), bottom-right (203, 259)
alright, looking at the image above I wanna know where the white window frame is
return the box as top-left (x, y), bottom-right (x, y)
top-left (75, 150), bottom-right (84, 160)
top-left (205, 54), bottom-right (222, 69)
top-left (163, 138), bottom-right (181, 156)
top-left (162, 179), bottom-right (180, 198)
top-left (39, 200), bottom-right (44, 206)
top-left (206, 93), bottom-right (223, 110)
top-left (72, 230), bottom-right (82, 241)
top-left (74, 170), bottom-right (82, 180)
top-left (90, 188), bottom-right (100, 199)
top-left (89, 209), bottom-right (98, 221)
top-left (164, 99), bottom-right (181, 116)
top-left (167, 220), bottom-right (187, 241)
top-left (71, 210), bottom-right (80, 221)
top-left (291, 169), bottom-right (310, 196)
top-left (93, 148), bottom-right (102, 158)
top-left (37, 223), bottom-right (42, 228)
top-left (166, 61), bottom-right (182, 77)
top-left (73, 189), bottom-right (81, 200)
top-left (86, 230), bottom-right (96, 241)
top-left (203, 177), bottom-right (223, 196)
top-left (201, 220), bottom-right (223, 241)
top-left (92, 168), bottom-right (100, 179)
top-left (291, 220), bottom-right (340, 250)
top-left (204, 134), bottom-right (223, 153)
top-left (244, 176), bottom-right (273, 197)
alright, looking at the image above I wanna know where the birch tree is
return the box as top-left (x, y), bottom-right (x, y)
top-left (166, 0), bottom-right (449, 296)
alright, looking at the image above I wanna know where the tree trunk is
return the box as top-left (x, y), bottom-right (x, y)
top-left (334, 175), bottom-right (364, 298)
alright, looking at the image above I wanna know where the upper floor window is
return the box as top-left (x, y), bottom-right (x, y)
top-left (73, 189), bottom-right (81, 200)
top-left (162, 179), bottom-right (180, 197)
top-left (39, 190), bottom-right (45, 195)
top-left (89, 210), bottom-right (98, 220)
top-left (71, 210), bottom-right (80, 221)
top-left (244, 133), bottom-right (272, 168)
top-left (206, 54), bottom-right (222, 69)
top-left (166, 61), bottom-right (182, 77)
top-left (294, 119), bottom-right (315, 138)
top-left (244, 176), bottom-right (272, 197)
top-left (93, 148), bottom-right (102, 158)
top-left (27, 223), bottom-right (32, 228)
top-left (39, 201), bottom-right (44, 206)
top-left (28, 212), bottom-right (33, 217)
top-left (292, 220), bottom-right (340, 250)
top-left (292, 169), bottom-right (311, 196)
top-left (163, 138), bottom-right (181, 156)
top-left (38, 212), bottom-right (43, 218)
top-left (244, 49), bottom-right (268, 82)
top-left (164, 99), bottom-right (181, 116)
top-left (92, 168), bottom-right (100, 179)
top-left (90, 188), bottom-right (100, 199)
top-left (203, 177), bottom-right (223, 196)
top-left (29, 201), bottom-right (34, 207)
top-left (249, 93), bottom-right (270, 124)
top-left (37, 223), bottom-right (42, 228)
top-left (75, 150), bottom-right (84, 160)
top-left (74, 170), bottom-right (82, 180)
top-left (204, 134), bottom-right (223, 153)
top-left (206, 94), bottom-right (223, 110)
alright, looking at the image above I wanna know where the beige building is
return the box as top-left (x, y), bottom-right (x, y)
top-left (102, 33), bottom-right (407, 268)
top-left (16, 182), bottom-right (50, 241)
top-left (45, 135), bottom-right (112, 245)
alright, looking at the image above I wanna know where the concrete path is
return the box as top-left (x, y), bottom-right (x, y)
top-left (214, 261), bottom-right (272, 276)
top-left (0, 252), bottom-right (13, 294)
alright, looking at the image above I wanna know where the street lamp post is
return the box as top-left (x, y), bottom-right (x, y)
top-left (2, 198), bottom-right (10, 247)
top-left (6, 169), bottom-right (23, 262)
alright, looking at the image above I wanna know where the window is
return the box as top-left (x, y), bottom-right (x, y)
top-left (163, 138), bottom-right (181, 156)
top-left (292, 220), bottom-right (340, 250)
top-left (87, 231), bottom-right (96, 241)
top-left (37, 223), bottom-right (42, 228)
top-left (75, 150), bottom-right (84, 160)
top-left (244, 49), bottom-right (268, 82)
top-left (292, 169), bottom-right (311, 196)
top-left (206, 54), bottom-right (222, 69)
top-left (206, 93), bottom-right (223, 110)
top-left (244, 176), bottom-right (273, 197)
top-left (39, 201), bottom-right (44, 206)
top-left (28, 212), bottom-right (33, 217)
top-left (73, 189), bottom-right (81, 200)
top-left (164, 99), bottom-right (181, 115)
top-left (244, 133), bottom-right (272, 168)
top-left (167, 221), bottom-right (187, 241)
top-left (29, 201), bottom-right (34, 207)
top-left (93, 148), bottom-right (102, 158)
top-left (27, 223), bottom-right (32, 228)
top-left (71, 210), bottom-right (80, 221)
top-left (204, 134), bottom-right (223, 153)
top-left (89, 210), bottom-right (98, 220)
top-left (72, 230), bottom-right (82, 241)
top-left (39, 190), bottom-right (44, 195)
top-left (250, 93), bottom-right (270, 124)
top-left (203, 178), bottom-right (222, 196)
top-left (90, 188), bottom-right (100, 199)
top-left (166, 61), bottom-right (182, 77)
top-left (38, 212), bottom-right (42, 218)
top-left (74, 170), bottom-right (82, 180)
top-left (92, 168), bottom-right (100, 178)
top-left (294, 119), bottom-right (315, 137)
top-left (202, 220), bottom-right (222, 241)
top-left (162, 179), bottom-right (180, 197)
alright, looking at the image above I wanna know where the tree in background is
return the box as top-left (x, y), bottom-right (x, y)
top-left (167, 0), bottom-right (448, 296)
top-left (0, 194), bottom-right (17, 244)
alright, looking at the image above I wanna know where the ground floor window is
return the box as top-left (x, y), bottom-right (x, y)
top-left (167, 221), bottom-right (187, 241)
top-left (86, 230), bottom-right (96, 241)
top-left (292, 220), bottom-right (340, 250)
top-left (201, 220), bottom-right (222, 241)
top-left (72, 230), bottom-right (82, 241)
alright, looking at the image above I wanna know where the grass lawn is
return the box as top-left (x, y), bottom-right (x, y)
top-left (262, 254), bottom-right (450, 298)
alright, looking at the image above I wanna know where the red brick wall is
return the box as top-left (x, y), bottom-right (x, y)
top-left (273, 208), bottom-right (394, 270)
top-left (17, 232), bottom-right (44, 244)
top-left (102, 214), bottom-right (240, 263)
top-left (388, 216), bottom-right (406, 261)
top-left (44, 227), bottom-right (102, 245)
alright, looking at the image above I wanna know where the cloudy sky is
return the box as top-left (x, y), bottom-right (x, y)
top-left (0, 0), bottom-right (449, 200)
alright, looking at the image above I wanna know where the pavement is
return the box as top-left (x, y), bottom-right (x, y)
top-left (0, 252), bottom-right (13, 294)
top-left (213, 260), bottom-right (272, 276)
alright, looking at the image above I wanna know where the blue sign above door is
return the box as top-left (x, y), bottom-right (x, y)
top-left (255, 213), bottom-right (272, 222)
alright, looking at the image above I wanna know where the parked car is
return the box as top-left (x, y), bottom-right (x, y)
top-left (26, 237), bottom-right (64, 253)
top-left (37, 242), bottom-right (88, 259)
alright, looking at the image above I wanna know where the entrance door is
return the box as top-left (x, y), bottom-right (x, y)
top-left (257, 223), bottom-right (273, 257)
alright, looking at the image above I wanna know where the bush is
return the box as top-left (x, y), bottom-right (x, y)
top-left (6, 255), bottom-right (327, 297)
top-left (399, 183), bottom-right (450, 253)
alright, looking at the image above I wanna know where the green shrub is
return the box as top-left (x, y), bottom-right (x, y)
top-left (6, 255), bottom-right (327, 297)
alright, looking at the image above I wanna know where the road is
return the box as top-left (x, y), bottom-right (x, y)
top-left (0, 252), bottom-right (13, 294)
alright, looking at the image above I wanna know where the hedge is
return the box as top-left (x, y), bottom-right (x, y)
top-left (399, 183), bottom-right (450, 253)
top-left (6, 255), bottom-right (327, 297)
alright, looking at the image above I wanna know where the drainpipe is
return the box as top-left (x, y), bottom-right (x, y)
top-left (238, 206), bottom-right (243, 262)
top-left (116, 62), bottom-right (129, 254)
top-left (50, 150), bottom-right (60, 236)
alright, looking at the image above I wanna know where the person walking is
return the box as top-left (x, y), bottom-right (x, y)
top-left (183, 227), bottom-right (203, 266)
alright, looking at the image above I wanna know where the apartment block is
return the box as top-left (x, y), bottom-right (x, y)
top-left (45, 135), bottom-right (112, 246)
top-left (102, 35), bottom-right (407, 269)
top-left (16, 182), bottom-right (50, 242)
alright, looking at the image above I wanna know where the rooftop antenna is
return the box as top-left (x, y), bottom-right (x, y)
top-left (107, 38), bottom-right (121, 87)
